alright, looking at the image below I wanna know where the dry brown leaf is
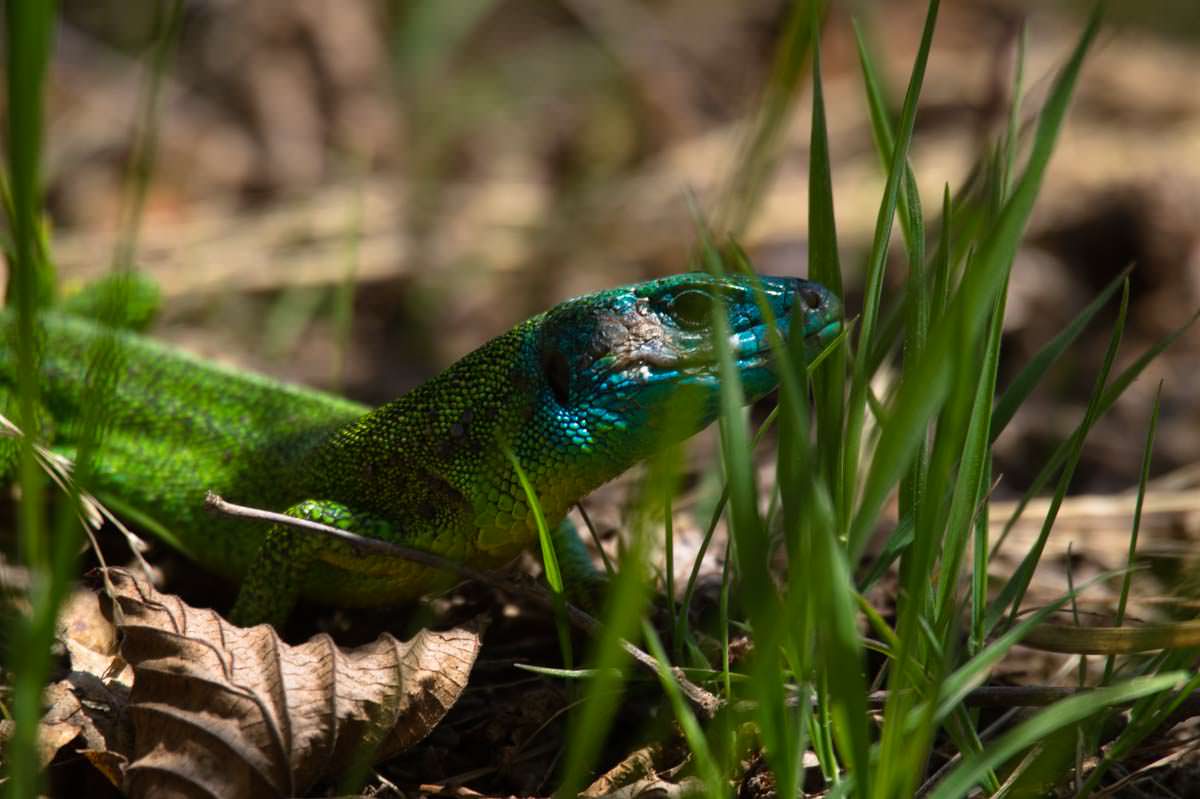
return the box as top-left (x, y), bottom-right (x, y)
top-left (582, 743), bottom-right (671, 797)
top-left (3, 599), bottom-right (132, 772)
top-left (0, 678), bottom-right (123, 777)
top-left (97, 568), bottom-right (482, 799)
top-left (588, 776), bottom-right (707, 799)
top-left (81, 747), bottom-right (129, 790)
top-left (29, 683), bottom-right (86, 768)
top-left (56, 586), bottom-right (135, 772)
top-left (58, 587), bottom-right (134, 688)
top-left (5, 589), bottom-right (133, 775)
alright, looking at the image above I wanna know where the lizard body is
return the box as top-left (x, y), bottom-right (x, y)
top-left (2, 273), bottom-right (841, 625)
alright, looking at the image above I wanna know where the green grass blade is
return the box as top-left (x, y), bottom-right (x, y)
top-left (110, 0), bottom-right (183, 274)
top-left (807, 512), bottom-right (872, 791)
top-left (841, 0), bottom-right (940, 524)
top-left (856, 515), bottom-right (912, 590)
top-left (4, 2), bottom-right (59, 796)
top-left (865, 175), bottom-right (992, 380)
top-left (712, 285), bottom-right (798, 795)
top-left (847, 7), bottom-right (1101, 561)
top-left (718, 542), bottom-right (734, 704)
top-left (848, 6), bottom-right (953, 795)
top-left (502, 442), bottom-right (572, 671)
top-left (851, 19), bottom-right (923, 262)
top-left (392, 0), bottom-right (499, 81)
top-left (674, 405), bottom-right (776, 656)
top-left (505, 448), bottom-right (562, 592)
top-left (662, 478), bottom-right (677, 641)
top-left (1078, 669), bottom-right (1200, 794)
top-left (934, 289), bottom-right (1004, 628)
top-left (926, 673), bottom-right (1187, 799)
top-left (806, 12), bottom-right (847, 511)
top-left (1001, 25), bottom-right (1028, 198)
top-left (333, 166), bottom-right (366, 390)
top-left (937, 570), bottom-right (1117, 723)
top-left (771, 317), bottom-right (818, 799)
top-left (950, 34), bottom-right (1026, 654)
top-left (875, 297), bottom-right (986, 798)
top-left (932, 185), bottom-right (952, 320)
top-left (991, 305), bottom-right (1199, 557)
top-left (641, 621), bottom-right (726, 797)
top-left (990, 265), bottom-right (1131, 440)
top-left (1102, 382), bottom-right (1162, 684)
top-left (558, 483), bottom-right (657, 797)
top-left (793, 298), bottom-right (872, 790)
top-left (718, 1), bottom-right (817, 237)
top-left (988, 279), bottom-right (1129, 631)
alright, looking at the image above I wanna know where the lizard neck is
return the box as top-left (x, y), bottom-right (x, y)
top-left (304, 320), bottom-right (679, 550)
top-left (304, 311), bottom-right (722, 563)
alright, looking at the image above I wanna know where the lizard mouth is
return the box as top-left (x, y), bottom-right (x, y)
top-left (593, 288), bottom-right (842, 389)
top-left (674, 316), bottom-right (842, 378)
top-left (621, 324), bottom-right (781, 384)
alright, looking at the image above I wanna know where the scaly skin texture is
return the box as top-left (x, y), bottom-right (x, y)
top-left (2, 273), bottom-right (841, 626)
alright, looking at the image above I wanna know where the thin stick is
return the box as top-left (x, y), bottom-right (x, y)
top-left (204, 491), bottom-right (721, 719)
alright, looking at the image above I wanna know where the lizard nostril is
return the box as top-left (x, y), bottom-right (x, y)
top-left (801, 288), bottom-right (823, 310)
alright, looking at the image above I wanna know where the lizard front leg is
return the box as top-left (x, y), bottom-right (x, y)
top-left (551, 517), bottom-right (610, 606)
top-left (229, 499), bottom-right (404, 627)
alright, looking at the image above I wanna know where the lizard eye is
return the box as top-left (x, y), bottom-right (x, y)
top-left (542, 349), bottom-right (571, 405)
top-left (800, 286), bottom-right (824, 310)
top-left (667, 289), bottom-right (715, 331)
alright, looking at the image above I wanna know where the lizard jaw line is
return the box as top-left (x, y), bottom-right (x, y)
top-left (602, 313), bottom-right (829, 385)
top-left (628, 325), bottom-right (785, 381)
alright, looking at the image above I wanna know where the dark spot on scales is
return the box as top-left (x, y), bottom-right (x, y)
top-left (449, 422), bottom-right (465, 438)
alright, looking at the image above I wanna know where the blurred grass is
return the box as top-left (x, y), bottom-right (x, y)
top-left (3, 4), bottom-right (182, 796)
top-left (3, 1), bottom-right (57, 796)
top-left (717, 0), bottom-right (817, 238)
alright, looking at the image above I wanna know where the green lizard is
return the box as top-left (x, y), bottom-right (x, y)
top-left (2, 272), bottom-right (841, 627)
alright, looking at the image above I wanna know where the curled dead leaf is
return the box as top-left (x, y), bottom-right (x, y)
top-left (19, 682), bottom-right (86, 769)
top-left (5, 589), bottom-right (132, 778)
top-left (98, 568), bottom-right (482, 799)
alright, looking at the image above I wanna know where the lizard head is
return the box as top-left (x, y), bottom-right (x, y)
top-left (533, 272), bottom-right (841, 463)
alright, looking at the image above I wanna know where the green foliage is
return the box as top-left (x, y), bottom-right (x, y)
top-left (584, 3), bottom-right (1197, 797)
top-left (927, 673), bottom-right (1189, 799)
